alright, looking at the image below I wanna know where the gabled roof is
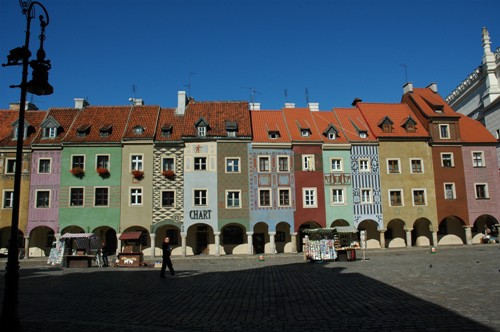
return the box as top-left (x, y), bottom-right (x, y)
top-left (403, 87), bottom-right (460, 119)
top-left (155, 108), bottom-right (184, 142)
top-left (1, 110), bottom-right (47, 147)
top-left (251, 110), bottom-right (291, 144)
top-left (32, 108), bottom-right (80, 144)
top-left (333, 108), bottom-right (377, 143)
top-left (282, 108), bottom-right (322, 142)
top-left (181, 101), bottom-right (251, 138)
top-left (122, 105), bottom-right (160, 140)
top-left (0, 111), bottom-right (20, 144)
top-left (311, 111), bottom-right (349, 144)
top-left (63, 106), bottom-right (131, 144)
top-left (356, 103), bottom-right (429, 139)
top-left (458, 113), bottom-right (498, 144)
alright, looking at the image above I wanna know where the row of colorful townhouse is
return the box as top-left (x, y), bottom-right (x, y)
top-left (0, 83), bottom-right (499, 258)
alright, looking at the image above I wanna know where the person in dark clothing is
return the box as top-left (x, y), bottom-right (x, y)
top-left (160, 236), bottom-right (175, 278)
top-left (101, 242), bottom-right (109, 267)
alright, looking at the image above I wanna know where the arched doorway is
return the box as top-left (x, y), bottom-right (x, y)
top-left (253, 222), bottom-right (269, 254)
top-left (221, 224), bottom-right (246, 255)
top-left (438, 216), bottom-right (466, 245)
top-left (29, 226), bottom-right (54, 257)
top-left (330, 219), bottom-right (349, 227)
top-left (472, 215), bottom-right (499, 244)
top-left (297, 221), bottom-right (321, 252)
top-left (187, 223), bottom-right (214, 255)
top-left (276, 222), bottom-right (291, 253)
top-left (357, 220), bottom-right (379, 248)
top-left (412, 218), bottom-right (433, 247)
top-left (386, 219), bottom-right (406, 248)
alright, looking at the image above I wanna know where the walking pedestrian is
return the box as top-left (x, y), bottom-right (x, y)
top-left (160, 236), bottom-right (175, 278)
top-left (101, 241), bottom-right (109, 267)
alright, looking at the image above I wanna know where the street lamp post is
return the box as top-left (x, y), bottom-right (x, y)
top-left (1, 1), bottom-right (52, 329)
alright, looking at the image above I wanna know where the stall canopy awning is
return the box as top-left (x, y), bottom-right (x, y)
top-left (334, 226), bottom-right (358, 234)
top-left (60, 233), bottom-right (96, 239)
top-left (119, 231), bottom-right (143, 240)
top-left (302, 226), bottom-right (358, 235)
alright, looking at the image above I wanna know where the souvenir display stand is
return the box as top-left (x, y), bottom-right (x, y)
top-left (303, 226), bottom-right (359, 262)
top-left (117, 231), bottom-right (144, 267)
top-left (58, 233), bottom-right (100, 268)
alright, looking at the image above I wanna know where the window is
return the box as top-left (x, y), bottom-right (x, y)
top-left (194, 157), bottom-right (207, 171)
top-left (278, 188), bottom-right (291, 207)
top-left (389, 190), bottom-right (403, 206)
top-left (278, 156), bottom-right (289, 172)
top-left (359, 159), bottom-right (370, 172)
top-left (130, 188), bottom-right (142, 206)
top-left (70, 188), bottom-right (84, 207)
top-left (410, 159), bottom-right (423, 173)
top-left (327, 132), bottom-right (336, 140)
top-left (226, 158), bottom-right (240, 173)
top-left (95, 188), bottom-right (109, 206)
top-left (444, 183), bottom-right (455, 200)
top-left (197, 126), bottom-right (206, 137)
top-left (96, 155), bottom-right (109, 169)
top-left (133, 126), bottom-right (144, 135)
top-left (439, 124), bottom-right (450, 139)
top-left (472, 152), bottom-right (485, 167)
top-left (162, 157), bottom-right (175, 171)
top-left (441, 153), bottom-right (454, 167)
top-left (258, 156), bottom-right (270, 172)
top-left (382, 124), bottom-right (392, 133)
top-left (3, 190), bottom-right (14, 208)
top-left (13, 126), bottom-right (27, 140)
top-left (227, 130), bottom-right (236, 137)
top-left (412, 189), bottom-right (426, 206)
top-left (269, 131), bottom-right (280, 139)
top-left (359, 132), bottom-right (367, 138)
top-left (387, 159), bottom-right (400, 173)
top-left (303, 188), bottom-right (317, 208)
top-left (130, 155), bottom-right (143, 171)
top-left (331, 188), bottom-right (344, 204)
top-left (6, 159), bottom-right (16, 174)
top-left (331, 159), bottom-right (342, 172)
top-left (44, 127), bottom-right (57, 138)
top-left (300, 129), bottom-right (310, 137)
top-left (302, 155), bottom-right (315, 171)
top-left (71, 155), bottom-right (85, 169)
top-left (161, 191), bottom-right (175, 207)
top-left (475, 184), bottom-right (489, 199)
top-left (361, 189), bottom-right (372, 204)
top-left (38, 159), bottom-right (51, 173)
top-left (226, 190), bottom-right (241, 208)
top-left (258, 189), bottom-right (271, 207)
top-left (194, 189), bottom-right (207, 206)
top-left (406, 124), bottom-right (415, 133)
top-left (36, 190), bottom-right (50, 208)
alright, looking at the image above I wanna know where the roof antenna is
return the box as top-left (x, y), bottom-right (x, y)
top-left (242, 86), bottom-right (261, 103)
top-left (305, 88), bottom-right (310, 104)
top-left (284, 89), bottom-right (288, 103)
top-left (184, 72), bottom-right (195, 96)
top-left (129, 84), bottom-right (136, 103)
top-left (400, 64), bottom-right (408, 83)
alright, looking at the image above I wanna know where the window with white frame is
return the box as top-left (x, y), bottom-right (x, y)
top-left (441, 153), bottom-right (454, 167)
top-left (389, 190), bottom-right (403, 206)
top-left (439, 124), bottom-right (450, 139)
top-left (300, 129), bottom-right (310, 137)
top-left (328, 132), bottom-right (336, 140)
top-left (130, 188), bottom-right (143, 206)
top-left (36, 190), bottom-right (50, 208)
top-left (5, 159), bottom-right (16, 174)
top-left (197, 126), bottom-right (206, 137)
top-left (96, 155), bottom-right (109, 169)
top-left (71, 155), bottom-right (85, 169)
top-left (410, 159), bottom-right (423, 173)
top-left (472, 151), bottom-right (485, 167)
top-left (412, 189), bottom-right (426, 206)
top-left (226, 158), bottom-right (240, 173)
top-left (331, 158), bottom-right (342, 172)
top-left (278, 156), bottom-right (289, 172)
top-left (161, 190), bottom-right (175, 207)
top-left (162, 157), bottom-right (175, 171)
top-left (302, 155), bottom-right (315, 171)
top-left (359, 159), bottom-right (370, 172)
top-left (475, 184), bottom-right (489, 199)
top-left (444, 183), bottom-right (456, 200)
top-left (194, 157), bottom-right (207, 171)
top-left (70, 187), bottom-right (84, 207)
top-left (226, 190), bottom-right (241, 208)
top-left (303, 188), bottom-right (317, 208)
top-left (361, 189), bottom-right (372, 204)
top-left (3, 190), bottom-right (13, 208)
top-left (331, 188), bottom-right (344, 204)
top-left (38, 158), bottom-right (51, 173)
top-left (258, 189), bottom-right (271, 207)
top-left (258, 156), bottom-right (270, 172)
top-left (130, 155), bottom-right (143, 171)
top-left (43, 127), bottom-right (57, 138)
top-left (94, 187), bottom-right (109, 206)
top-left (278, 188), bottom-right (291, 207)
top-left (387, 159), bottom-right (400, 173)
top-left (194, 189), bottom-right (207, 206)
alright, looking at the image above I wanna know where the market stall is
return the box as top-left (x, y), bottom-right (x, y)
top-left (58, 233), bottom-right (100, 268)
top-left (117, 231), bottom-right (144, 267)
top-left (303, 226), bottom-right (359, 262)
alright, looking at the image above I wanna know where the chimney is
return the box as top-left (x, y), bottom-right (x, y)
top-left (9, 102), bottom-right (38, 110)
top-left (176, 91), bottom-right (187, 115)
top-left (249, 103), bottom-right (260, 111)
top-left (403, 82), bottom-right (413, 94)
top-left (427, 83), bottom-right (438, 93)
top-left (308, 102), bottom-right (319, 112)
top-left (284, 102), bottom-right (295, 108)
top-left (351, 98), bottom-right (362, 106)
top-left (74, 98), bottom-right (89, 109)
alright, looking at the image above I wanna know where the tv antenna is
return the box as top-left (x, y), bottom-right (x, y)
top-left (400, 64), bottom-right (408, 82)
top-left (242, 86), bottom-right (261, 103)
top-left (284, 89), bottom-right (288, 103)
top-left (129, 84), bottom-right (137, 103)
top-left (305, 88), bottom-right (310, 104)
top-left (184, 72), bottom-right (195, 96)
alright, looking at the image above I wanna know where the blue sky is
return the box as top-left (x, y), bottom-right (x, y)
top-left (1, 0), bottom-right (500, 110)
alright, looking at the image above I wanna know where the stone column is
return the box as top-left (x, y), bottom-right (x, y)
top-left (214, 232), bottom-right (221, 256)
top-left (463, 226), bottom-right (472, 245)
top-left (405, 229), bottom-right (413, 248)
top-left (379, 229), bottom-right (386, 249)
top-left (291, 232), bottom-right (297, 253)
top-left (432, 231), bottom-right (438, 247)
top-left (269, 231), bottom-right (276, 254)
top-left (117, 233), bottom-right (122, 256)
top-left (247, 232), bottom-right (254, 255)
top-left (181, 232), bottom-right (187, 257)
top-left (24, 236), bottom-right (29, 259)
top-left (150, 233), bottom-right (156, 259)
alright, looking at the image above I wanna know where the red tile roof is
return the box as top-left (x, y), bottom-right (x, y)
top-left (0, 110), bottom-right (47, 147)
top-left (251, 110), bottom-right (291, 144)
top-left (457, 113), bottom-right (498, 143)
top-left (122, 105), bottom-right (160, 140)
top-left (311, 111), bottom-right (349, 144)
top-left (333, 107), bottom-right (377, 142)
top-left (155, 108), bottom-right (185, 142)
top-left (282, 108), bottom-right (322, 142)
top-left (403, 87), bottom-right (459, 118)
top-left (0, 110), bottom-right (22, 145)
top-left (32, 108), bottom-right (80, 144)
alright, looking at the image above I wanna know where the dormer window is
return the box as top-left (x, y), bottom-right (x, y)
top-left (197, 126), bottom-right (206, 137)
top-left (402, 116), bottom-right (417, 133)
top-left (161, 124), bottom-right (172, 138)
top-left (40, 116), bottom-right (61, 139)
top-left (44, 127), bottom-right (57, 138)
top-left (99, 124), bottom-right (112, 137)
top-left (195, 117), bottom-right (209, 137)
top-left (359, 131), bottom-right (367, 138)
top-left (378, 116), bottom-right (393, 133)
top-left (382, 124), bottom-right (391, 133)
top-left (76, 124), bottom-right (90, 137)
top-left (12, 119), bottom-right (29, 140)
top-left (225, 121), bottom-right (237, 137)
top-left (328, 132), bottom-right (336, 140)
top-left (269, 131), bottom-right (280, 139)
top-left (300, 129), bottom-right (310, 137)
top-left (323, 124), bottom-right (338, 140)
top-left (133, 126), bottom-right (144, 135)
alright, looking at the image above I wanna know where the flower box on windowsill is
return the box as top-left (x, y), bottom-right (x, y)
top-left (70, 167), bottom-right (85, 178)
top-left (96, 167), bottom-right (110, 178)
top-left (162, 170), bottom-right (175, 178)
top-left (131, 170), bottom-right (144, 180)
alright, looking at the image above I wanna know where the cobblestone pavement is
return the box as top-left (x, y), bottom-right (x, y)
top-left (0, 244), bottom-right (499, 331)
